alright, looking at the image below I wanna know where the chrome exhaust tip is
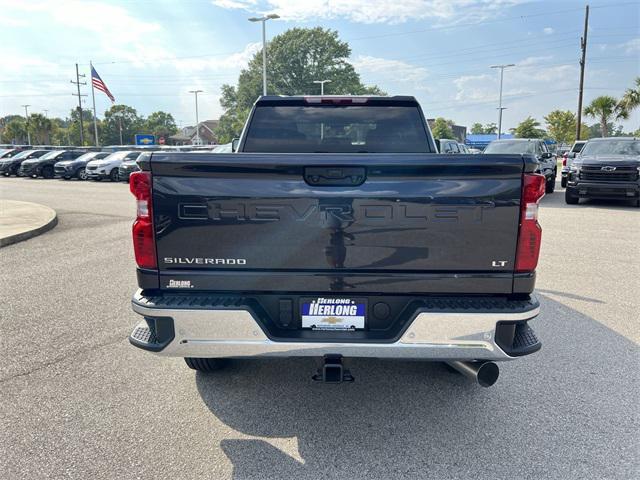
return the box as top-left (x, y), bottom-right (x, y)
top-left (446, 361), bottom-right (500, 387)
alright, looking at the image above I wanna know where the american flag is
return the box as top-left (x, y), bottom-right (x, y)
top-left (91, 66), bottom-right (115, 102)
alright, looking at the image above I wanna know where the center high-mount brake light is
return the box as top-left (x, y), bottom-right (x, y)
top-left (304, 96), bottom-right (369, 105)
top-left (515, 173), bottom-right (546, 273)
top-left (130, 171), bottom-right (157, 269)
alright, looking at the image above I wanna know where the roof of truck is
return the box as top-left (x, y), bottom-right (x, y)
top-left (255, 95), bottom-right (418, 103)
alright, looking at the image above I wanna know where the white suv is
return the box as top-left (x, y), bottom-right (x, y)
top-left (85, 150), bottom-right (140, 181)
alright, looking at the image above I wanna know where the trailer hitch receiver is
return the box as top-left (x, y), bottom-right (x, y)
top-left (312, 355), bottom-right (354, 383)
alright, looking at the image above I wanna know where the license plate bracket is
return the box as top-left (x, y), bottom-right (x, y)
top-left (300, 297), bottom-right (367, 331)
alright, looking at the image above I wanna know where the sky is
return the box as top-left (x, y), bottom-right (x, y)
top-left (1, 0), bottom-right (639, 133)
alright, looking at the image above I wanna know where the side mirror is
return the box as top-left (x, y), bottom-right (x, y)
top-left (542, 152), bottom-right (552, 159)
top-left (231, 138), bottom-right (239, 152)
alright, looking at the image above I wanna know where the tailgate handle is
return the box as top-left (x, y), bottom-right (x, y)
top-left (304, 167), bottom-right (366, 186)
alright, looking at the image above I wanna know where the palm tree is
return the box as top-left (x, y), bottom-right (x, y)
top-left (583, 96), bottom-right (618, 137)
top-left (616, 77), bottom-right (640, 120)
top-left (27, 113), bottom-right (53, 144)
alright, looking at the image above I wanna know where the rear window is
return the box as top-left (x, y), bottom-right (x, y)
top-left (572, 142), bottom-right (585, 153)
top-left (243, 104), bottom-right (431, 153)
top-left (484, 141), bottom-right (535, 154)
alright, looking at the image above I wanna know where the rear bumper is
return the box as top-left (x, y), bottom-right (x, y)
top-left (129, 290), bottom-right (541, 361)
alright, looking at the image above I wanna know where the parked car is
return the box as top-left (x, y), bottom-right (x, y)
top-left (435, 138), bottom-right (463, 154)
top-left (54, 151), bottom-right (110, 180)
top-left (484, 139), bottom-right (557, 193)
top-left (565, 137), bottom-right (639, 207)
top-left (86, 150), bottom-right (140, 181)
top-left (561, 140), bottom-right (587, 188)
top-left (0, 149), bottom-right (48, 176)
top-left (18, 149), bottom-right (87, 178)
top-left (127, 95), bottom-right (545, 387)
top-left (118, 152), bottom-right (145, 182)
top-left (458, 143), bottom-right (471, 154)
top-left (0, 148), bottom-right (22, 159)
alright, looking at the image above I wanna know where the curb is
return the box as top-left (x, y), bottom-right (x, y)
top-left (0, 203), bottom-right (58, 248)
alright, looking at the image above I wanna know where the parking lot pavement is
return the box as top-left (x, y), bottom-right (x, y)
top-left (0, 177), bottom-right (638, 480)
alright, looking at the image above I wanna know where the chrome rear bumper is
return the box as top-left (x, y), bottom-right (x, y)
top-left (130, 291), bottom-right (540, 361)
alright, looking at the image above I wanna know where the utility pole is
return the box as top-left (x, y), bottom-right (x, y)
top-left (188, 90), bottom-right (203, 145)
top-left (490, 64), bottom-right (515, 139)
top-left (71, 63), bottom-right (87, 146)
top-left (313, 79), bottom-right (332, 95)
top-left (248, 14), bottom-right (280, 96)
top-left (43, 109), bottom-right (49, 118)
top-left (115, 113), bottom-right (124, 145)
top-left (22, 104), bottom-right (31, 145)
top-left (576, 5), bottom-right (589, 140)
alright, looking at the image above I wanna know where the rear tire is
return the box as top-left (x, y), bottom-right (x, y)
top-left (545, 172), bottom-right (555, 194)
top-left (109, 168), bottom-right (119, 182)
top-left (77, 168), bottom-right (88, 180)
top-left (184, 357), bottom-right (228, 372)
top-left (41, 165), bottom-right (54, 179)
top-left (565, 187), bottom-right (579, 205)
top-left (561, 177), bottom-right (567, 188)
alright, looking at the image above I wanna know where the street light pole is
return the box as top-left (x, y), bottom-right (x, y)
top-left (313, 79), bottom-right (332, 95)
top-left (490, 64), bottom-right (515, 139)
top-left (188, 90), bottom-right (203, 145)
top-left (22, 104), bottom-right (31, 145)
top-left (248, 14), bottom-right (280, 96)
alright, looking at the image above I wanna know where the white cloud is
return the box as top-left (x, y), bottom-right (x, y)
top-left (543, 27), bottom-right (554, 35)
top-left (211, 0), bottom-right (527, 25)
top-left (452, 56), bottom-right (578, 103)
top-left (212, 0), bottom-right (257, 8)
top-left (351, 55), bottom-right (429, 85)
top-left (621, 38), bottom-right (640, 54)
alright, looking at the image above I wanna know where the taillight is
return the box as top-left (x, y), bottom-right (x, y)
top-left (562, 154), bottom-right (567, 166)
top-left (129, 171), bottom-right (156, 269)
top-left (515, 173), bottom-right (545, 273)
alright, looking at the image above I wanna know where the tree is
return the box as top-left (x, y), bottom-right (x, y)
top-left (431, 117), bottom-right (454, 139)
top-left (544, 110), bottom-right (577, 145)
top-left (583, 96), bottom-right (618, 137)
top-left (27, 113), bottom-right (53, 144)
top-left (470, 122), bottom-right (497, 134)
top-left (215, 27), bottom-right (385, 143)
top-left (484, 123), bottom-right (497, 134)
top-left (616, 77), bottom-right (640, 119)
top-left (101, 104), bottom-right (143, 145)
top-left (511, 117), bottom-right (546, 138)
top-left (144, 111), bottom-right (177, 139)
top-left (66, 108), bottom-right (96, 146)
top-left (470, 123), bottom-right (484, 134)
top-left (3, 118), bottom-right (27, 144)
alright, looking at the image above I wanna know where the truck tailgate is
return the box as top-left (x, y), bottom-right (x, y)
top-left (150, 153), bottom-right (525, 294)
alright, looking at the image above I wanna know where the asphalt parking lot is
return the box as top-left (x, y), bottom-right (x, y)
top-left (1, 176), bottom-right (638, 480)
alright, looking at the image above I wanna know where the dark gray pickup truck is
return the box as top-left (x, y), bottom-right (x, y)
top-left (128, 96), bottom-right (546, 387)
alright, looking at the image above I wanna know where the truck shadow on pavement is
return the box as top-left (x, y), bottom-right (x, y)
top-left (195, 295), bottom-right (638, 480)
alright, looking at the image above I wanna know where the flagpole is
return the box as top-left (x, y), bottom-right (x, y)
top-left (90, 61), bottom-right (100, 147)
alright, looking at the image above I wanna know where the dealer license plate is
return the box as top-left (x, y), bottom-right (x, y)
top-left (301, 298), bottom-right (366, 331)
